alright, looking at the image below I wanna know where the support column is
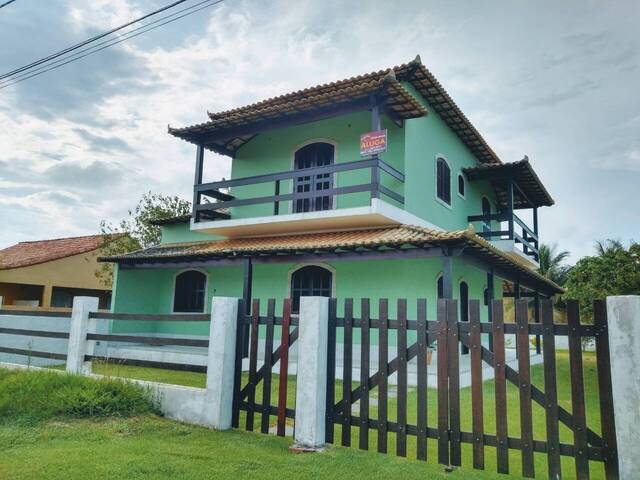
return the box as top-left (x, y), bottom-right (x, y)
top-left (606, 295), bottom-right (640, 480)
top-left (441, 255), bottom-right (453, 299)
top-left (66, 296), bottom-right (99, 374)
top-left (192, 144), bottom-right (204, 222)
top-left (607, 295), bottom-right (640, 480)
top-left (42, 284), bottom-right (53, 308)
top-left (533, 291), bottom-right (541, 355)
top-left (486, 269), bottom-right (494, 352)
top-left (507, 180), bottom-right (514, 239)
top-left (205, 297), bottom-right (239, 430)
top-left (294, 296), bottom-right (329, 450)
top-left (241, 257), bottom-right (252, 357)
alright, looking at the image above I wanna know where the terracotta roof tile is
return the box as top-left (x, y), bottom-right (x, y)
top-left (100, 225), bottom-right (562, 294)
top-left (0, 234), bottom-right (107, 270)
top-left (168, 56), bottom-right (501, 164)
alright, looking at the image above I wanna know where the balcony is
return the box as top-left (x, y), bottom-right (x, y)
top-left (191, 157), bottom-right (418, 237)
top-left (467, 211), bottom-right (539, 263)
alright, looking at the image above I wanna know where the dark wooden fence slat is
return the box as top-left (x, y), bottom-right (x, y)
top-left (359, 298), bottom-right (370, 451)
top-left (567, 300), bottom-right (590, 478)
top-left (447, 298), bottom-right (461, 466)
top-left (277, 299), bottom-right (292, 437)
top-left (593, 300), bottom-right (619, 480)
top-left (469, 299), bottom-right (484, 470)
top-left (437, 299), bottom-right (450, 466)
top-left (516, 299), bottom-right (535, 478)
top-left (416, 298), bottom-right (428, 461)
top-left (260, 299), bottom-right (276, 434)
top-left (542, 299), bottom-right (562, 479)
top-left (325, 298), bottom-right (337, 443)
top-left (396, 299), bottom-right (408, 457)
top-left (246, 299), bottom-right (260, 432)
top-left (492, 299), bottom-right (509, 474)
top-left (341, 298), bottom-right (353, 447)
top-left (377, 298), bottom-right (389, 454)
top-left (231, 299), bottom-right (246, 428)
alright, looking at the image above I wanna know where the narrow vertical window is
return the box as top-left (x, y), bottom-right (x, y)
top-left (458, 174), bottom-right (465, 197)
top-left (437, 275), bottom-right (444, 299)
top-left (173, 270), bottom-right (206, 313)
top-left (436, 157), bottom-right (451, 205)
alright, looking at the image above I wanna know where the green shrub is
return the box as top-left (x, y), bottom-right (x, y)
top-left (0, 368), bottom-right (159, 424)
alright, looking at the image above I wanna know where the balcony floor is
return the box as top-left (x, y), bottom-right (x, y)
top-left (190, 199), bottom-right (440, 238)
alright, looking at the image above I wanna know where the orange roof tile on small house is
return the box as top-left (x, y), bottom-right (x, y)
top-left (0, 234), bottom-right (107, 270)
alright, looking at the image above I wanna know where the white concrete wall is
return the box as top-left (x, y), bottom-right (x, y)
top-left (0, 313), bottom-right (70, 367)
top-left (606, 295), bottom-right (640, 480)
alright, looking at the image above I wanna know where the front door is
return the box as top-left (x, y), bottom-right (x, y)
top-left (293, 142), bottom-right (334, 213)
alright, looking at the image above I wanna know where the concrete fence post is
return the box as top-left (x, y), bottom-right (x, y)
top-left (0, 296), bottom-right (3, 309)
top-left (606, 295), bottom-right (640, 479)
top-left (205, 296), bottom-right (239, 430)
top-left (294, 296), bottom-right (329, 450)
top-left (66, 296), bottom-right (99, 375)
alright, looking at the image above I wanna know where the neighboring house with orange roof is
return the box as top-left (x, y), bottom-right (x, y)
top-left (0, 235), bottom-right (112, 310)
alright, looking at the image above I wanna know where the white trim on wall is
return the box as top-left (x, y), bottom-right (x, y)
top-left (170, 268), bottom-right (210, 314)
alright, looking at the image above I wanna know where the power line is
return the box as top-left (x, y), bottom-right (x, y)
top-left (0, 0), bottom-right (17, 10)
top-left (0, 0), bottom-right (223, 89)
top-left (0, 0), bottom-right (192, 81)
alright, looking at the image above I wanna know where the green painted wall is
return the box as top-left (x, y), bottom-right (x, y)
top-left (160, 223), bottom-right (220, 244)
top-left (229, 110), bottom-right (405, 219)
top-left (401, 82), bottom-right (498, 231)
top-left (112, 258), bottom-right (503, 340)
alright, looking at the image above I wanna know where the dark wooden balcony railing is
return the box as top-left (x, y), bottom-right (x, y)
top-left (192, 156), bottom-right (405, 222)
top-left (467, 211), bottom-right (539, 261)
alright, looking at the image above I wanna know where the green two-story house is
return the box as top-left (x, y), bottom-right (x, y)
top-left (102, 56), bottom-right (560, 338)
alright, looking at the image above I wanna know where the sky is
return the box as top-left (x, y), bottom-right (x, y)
top-left (0, 0), bottom-right (638, 262)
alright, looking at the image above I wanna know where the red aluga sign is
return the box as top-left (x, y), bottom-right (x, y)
top-left (360, 129), bottom-right (387, 156)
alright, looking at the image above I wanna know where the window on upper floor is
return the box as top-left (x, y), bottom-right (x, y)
top-left (290, 265), bottom-right (333, 313)
top-left (436, 157), bottom-right (451, 206)
top-left (458, 174), bottom-right (465, 198)
top-left (173, 270), bottom-right (207, 313)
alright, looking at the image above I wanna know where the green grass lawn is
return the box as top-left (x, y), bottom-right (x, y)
top-left (89, 351), bottom-right (604, 479)
top-left (0, 415), bottom-right (509, 480)
top-left (26, 351), bottom-right (604, 479)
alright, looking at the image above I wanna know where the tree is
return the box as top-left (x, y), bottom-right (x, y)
top-left (95, 192), bottom-right (191, 286)
top-left (564, 239), bottom-right (640, 316)
top-left (537, 243), bottom-right (571, 286)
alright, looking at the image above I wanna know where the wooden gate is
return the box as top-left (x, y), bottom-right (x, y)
top-left (325, 298), bottom-right (619, 480)
top-left (231, 298), bottom-right (298, 437)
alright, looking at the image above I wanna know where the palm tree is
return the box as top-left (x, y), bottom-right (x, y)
top-left (538, 243), bottom-right (571, 286)
top-left (595, 239), bottom-right (624, 255)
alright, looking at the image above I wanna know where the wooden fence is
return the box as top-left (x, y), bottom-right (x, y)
top-left (232, 299), bottom-right (298, 436)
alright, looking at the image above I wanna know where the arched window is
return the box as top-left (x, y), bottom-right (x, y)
top-left (173, 270), bottom-right (207, 313)
top-left (291, 265), bottom-right (332, 313)
top-left (436, 157), bottom-right (451, 205)
top-left (457, 174), bottom-right (465, 198)
top-left (437, 275), bottom-right (444, 299)
top-left (482, 196), bottom-right (491, 234)
top-left (293, 142), bottom-right (335, 213)
top-left (460, 281), bottom-right (469, 354)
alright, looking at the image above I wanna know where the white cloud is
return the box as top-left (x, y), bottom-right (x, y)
top-left (0, 0), bottom-right (639, 265)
